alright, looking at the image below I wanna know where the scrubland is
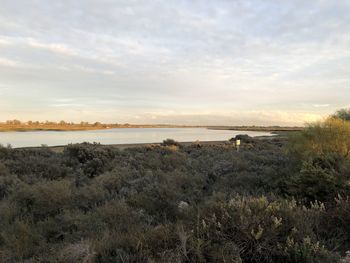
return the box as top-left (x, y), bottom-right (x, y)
top-left (0, 112), bottom-right (349, 262)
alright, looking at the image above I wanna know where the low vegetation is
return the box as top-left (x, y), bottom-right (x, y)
top-left (0, 120), bottom-right (193, 132)
top-left (0, 120), bottom-right (303, 132)
top-left (0, 110), bottom-right (349, 262)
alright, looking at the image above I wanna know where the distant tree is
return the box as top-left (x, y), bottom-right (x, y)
top-left (6, 120), bottom-right (21, 125)
top-left (332, 108), bottom-right (350, 121)
top-left (80, 121), bottom-right (89, 126)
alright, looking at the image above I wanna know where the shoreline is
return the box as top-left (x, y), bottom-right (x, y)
top-left (15, 140), bottom-right (227, 151)
top-left (12, 135), bottom-right (279, 152)
top-left (0, 126), bottom-right (303, 133)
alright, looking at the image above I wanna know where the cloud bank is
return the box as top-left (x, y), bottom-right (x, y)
top-left (0, 0), bottom-right (349, 125)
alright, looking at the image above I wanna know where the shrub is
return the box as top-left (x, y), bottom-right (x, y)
top-left (184, 196), bottom-right (338, 263)
top-left (63, 143), bottom-right (115, 177)
top-left (287, 156), bottom-right (350, 202)
top-left (332, 108), bottom-right (350, 121)
top-left (11, 180), bottom-right (72, 221)
top-left (288, 117), bottom-right (350, 161)
top-left (162, 138), bottom-right (180, 147)
top-left (0, 220), bottom-right (45, 261)
top-left (0, 174), bottom-right (20, 200)
top-left (57, 240), bottom-right (95, 263)
top-left (0, 129), bottom-right (348, 261)
top-left (321, 195), bottom-right (350, 251)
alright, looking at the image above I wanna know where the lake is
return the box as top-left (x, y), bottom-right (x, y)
top-left (0, 128), bottom-right (273, 148)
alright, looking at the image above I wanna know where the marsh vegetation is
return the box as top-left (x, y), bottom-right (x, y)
top-left (0, 110), bottom-right (349, 262)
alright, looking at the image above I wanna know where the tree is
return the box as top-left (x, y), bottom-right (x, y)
top-left (6, 120), bottom-right (21, 125)
top-left (332, 108), bottom-right (350, 121)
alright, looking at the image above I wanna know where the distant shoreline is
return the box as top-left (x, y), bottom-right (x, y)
top-left (0, 124), bottom-right (303, 133)
top-left (0, 124), bottom-right (194, 132)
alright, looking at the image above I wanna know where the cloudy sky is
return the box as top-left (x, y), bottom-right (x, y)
top-left (0, 0), bottom-right (349, 125)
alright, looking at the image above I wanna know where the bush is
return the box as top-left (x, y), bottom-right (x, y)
top-left (286, 114), bottom-right (350, 203)
top-left (162, 138), bottom-right (180, 147)
top-left (11, 180), bottom-right (72, 221)
top-left (0, 220), bottom-right (45, 261)
top-left (287, 155), bottom-right (350, 202)
top-left (332, 108), bottom-right (350, 121)
top-left (288, 117), bottom-right (350, 161)
top-left (0, 174), bottom-right (20, 200)
top-left (185, 196), bottom-right (338, 263)
top-left (0, 134), bottom-right (348, 262)
top-left (63, 143), bottom-right (115, 177)
top-left (321, 195), bottom-right (350, 251)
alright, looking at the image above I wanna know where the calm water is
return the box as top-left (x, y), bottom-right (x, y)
top-left (0, 128), bottom-right (272, 148)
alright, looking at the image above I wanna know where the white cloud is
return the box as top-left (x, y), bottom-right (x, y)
top-left (0, 57), bottom-right (20, 67)
top-left (312, 104), bottom-right (330, 108)
top-left (0, 38), bottom-right (11, 46)
top-left (27, 40), bottom-right (77, 56)
top-left (0, 0), bottom-right (348, 124)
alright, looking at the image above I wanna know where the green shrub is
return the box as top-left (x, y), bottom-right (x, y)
top-left (63, 143), bottom-right (115, 177)
top-left (285, 153), bottom-right (350, 203)
top-left (0, 174), bottom-right (19, 200)
top-left (288, 117), bottom-right (350, 161)
top-left (332, 108), bottom-right (350, 121)
top-left (0, 220), bottom-right (45, 261)
top-left (320, 195), bottom-right (350, 251)
top-left (11, 180), bottom-right (72, 221)
top-left (162, 138), bottom-right (180, 147)
top-left (0, 136), bottom-right (348, 261)
top-left (185, 196), bottom-right (338, 263)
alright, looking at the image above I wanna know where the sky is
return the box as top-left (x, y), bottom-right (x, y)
top-left (0, 0), bottom-right (349, 126)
